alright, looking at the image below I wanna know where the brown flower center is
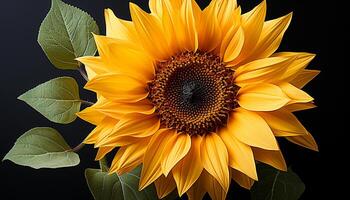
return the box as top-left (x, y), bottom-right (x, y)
top-left (148, 52), bottom-right (239, 135)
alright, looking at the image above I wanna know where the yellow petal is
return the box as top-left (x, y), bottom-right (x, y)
top-left (89, 35), bottom-right (155, 83)
top-left (186, 179), bottom-right (206, 200)
top-left (84, 127), bottom-right (104, 145)
top-left (290, 69), bottom-right (320, 88)
top-left (219, 8), bottom-right (241, 61)
top-left (84, 126), bottom-right (103, 144)
top-left (279, 82), bottom-right (314, 104)
top-left (218, 128), bottom-right (257, 180)
top-left (100, 137), bottom-right (142, 148)
top-left (286, 132), bottom-right (319, 151)
top-left (130, 3), bottom-right (170, 60)
top-left (272, 52), bottom-right (316, 82)
top-left (76, 106), bottom-right (105, 125)
top-left (76, 56), bottom-right (108, 79)
top-left (161, 133), bottom-right (191, 176)
top-left (228, 108), bottom-right (279, 150)
top-left (109, 137), bottom-right (151, 175)
top-left (231, 0), bottom-right (266, 65)
top-left (200, 133), bottom-right (230, 192)
top-left (96, 114), bottom-right (160, 147)
top-left (84, 117), bottom-right (117, 144)
top-left (84, 66), bottom-right (97, 80)
top-left (247, 13), bottom-right (292, 61)
top-left (95, 146), bottom-right (114, 161)
top-left (167, 0), bottom-right (183, 10)
top-left (237, 83), bottom-right (290, 111)
top-left (223, 27), bottom-right (244, 62)
top-left (151, 0), bottom-right (184, 15)
top-left (159, 0), bottom-right (186, 54)
top-left (160, 0), bottom-right (180, 54)
top-left (139, 129), bottom-right (177, 190)
top-left (215, 0), bottom-right (238, 35)
top-left (231, 169), bottom-right (255, 189)
top-left (93, 34), bottom-right (138, 63)
top-left (201, 171), bottom-right (227, 200)
top-left (93, 33), bottom-right (112, 59)
top-left (104, 9), bottom-right (138, 42)
top-left (154, 175), bottom-right (177, 199)
top-left (94, 100), bottom-right (155, 120)
top-left (173, 135), bottom-right (203, 196)
top-left (179, 0), bottom-right (200, 51)
top-left (241, 0), bottom-right (266, 44)
top-left (85, 73), bottom-right (148, 102)
top-left (149, 0), bottom-right (163, 17)
top-left (113, 114), bottom-right (160, 137)
top-left (284, 103), bottom-right (317, 112)
top-left (252, 147), bottom-right (287, 171)
top-left (198, 1), bottom-right (222, 52)
top-left (258, 108), bottom-right (308, 137)
top-left (107, 46), bottom-right (154, 84)
top-left (234, 56), bottom-right (294, 87)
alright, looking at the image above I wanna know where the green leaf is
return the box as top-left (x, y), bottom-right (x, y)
top-left (38, 0), bottom-right (99, 70)
top-left (251, 164), bottom-right (305, 200)
top-left (85, 166), bottom-right (159, 200)
top-left (3, 127), bottom-right (80, 169)
top-left (98, 157), bottom-right (109, 172)
top-left (18, 77), bottom-right (81, 124)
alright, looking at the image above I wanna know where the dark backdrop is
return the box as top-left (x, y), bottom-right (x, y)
top-left (0, 0), bottom-right (345, 199)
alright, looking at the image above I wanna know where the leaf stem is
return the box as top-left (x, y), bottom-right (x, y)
top-left (80, 100), bottom-right (94, 106)
top-left (78, 65), bottom-right (89, 81)
top-left (70, 143), bottom-right (85, 152)
top-left (99, 157), bottom-right (109, 172)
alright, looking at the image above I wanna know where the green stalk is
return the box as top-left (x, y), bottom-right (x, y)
top-left (99, 157), bottom-right (109, 172)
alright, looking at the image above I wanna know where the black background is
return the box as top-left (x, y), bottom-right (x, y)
top-left (0, 0), bottom-right (346, 199)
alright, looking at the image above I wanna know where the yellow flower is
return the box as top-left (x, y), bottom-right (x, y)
top-left (77, 0), bottom-right (319, 199)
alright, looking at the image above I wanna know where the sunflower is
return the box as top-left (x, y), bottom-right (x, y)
top-left (77, 0), bottom-right (319, 199)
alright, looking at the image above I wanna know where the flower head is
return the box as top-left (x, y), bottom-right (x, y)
top-left (77, 0), bottom-right (319, 199)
